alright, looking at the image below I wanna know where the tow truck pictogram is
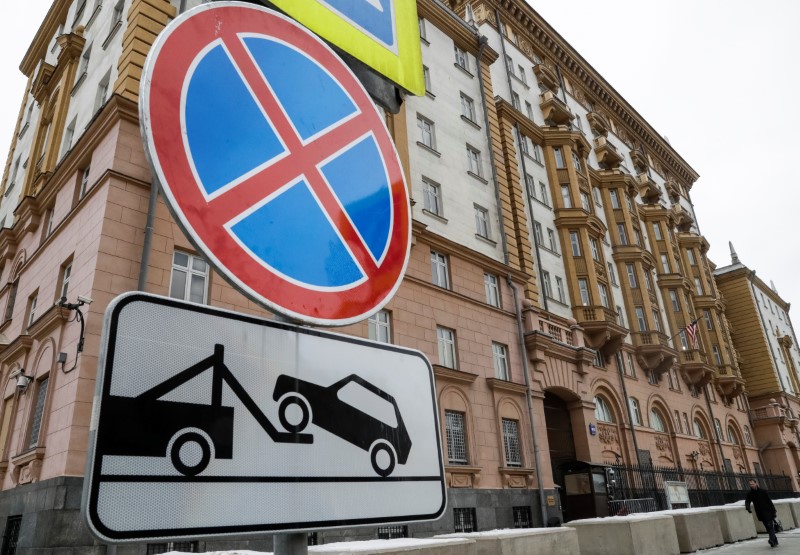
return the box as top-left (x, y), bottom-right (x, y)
top-left (97, 343), bottom-right (411, 477)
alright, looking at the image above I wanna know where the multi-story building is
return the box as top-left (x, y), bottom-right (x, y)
top-left (0, 0), bottom-right (784, 551)
top-left (715, 244), bottom-right (800, 482)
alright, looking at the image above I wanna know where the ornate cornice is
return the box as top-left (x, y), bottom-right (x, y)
top-left (20, 0), bottom-right (72, 77)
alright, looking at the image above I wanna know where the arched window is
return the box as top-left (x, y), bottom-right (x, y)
top-left (594, 396), bottom-right (614, 423)
top-left (727, 425), bottom-right (738, 444)
top-left (650, 409), bottom-right (666, 432)
top-left (744, 426), bottom-right (753, 446)
top-left (628, 397), bottom-right (642, 425)
top-left (714, 418), bottom-right (723, 441)
top-left (693, 418), bottom-right (706, 439)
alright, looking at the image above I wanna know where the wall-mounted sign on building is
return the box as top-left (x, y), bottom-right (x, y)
top-left (140, 2), bottom-right (412, 326)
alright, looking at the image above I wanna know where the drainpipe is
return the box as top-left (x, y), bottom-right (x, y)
top-left (508, 275), bottom-right (549, 527)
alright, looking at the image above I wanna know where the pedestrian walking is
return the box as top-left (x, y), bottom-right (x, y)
top-left (745, 478), bottom-right (779, 547)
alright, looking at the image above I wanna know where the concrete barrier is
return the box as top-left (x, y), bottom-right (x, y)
top-left (435, 527), bottom-right (579, 555)
top-left (567, 514), bottom-right (679, 555)
top-left (309, 537), bottom-right (477, 555)
top-left (783, 498), bottom-right (800, 530)
top-left (774, 498), bottom-right (799, 528)
top-left (660, 508), bottom-right (723, 552)
top-left (709, 506), bottom-right (757, 543)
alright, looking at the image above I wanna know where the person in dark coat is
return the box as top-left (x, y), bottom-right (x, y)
top-left (745, 478), bottom-right (778, 547)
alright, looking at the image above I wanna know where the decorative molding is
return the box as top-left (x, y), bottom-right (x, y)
top-left (434, 365), bottom-right (479, 384)
top-left (445, 464), bottom-right (482, 488)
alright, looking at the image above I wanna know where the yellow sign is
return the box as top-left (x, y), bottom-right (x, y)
top-left (547, 495), bottom-right (556, 507)
top-left (269, 0), bottom-right (424, 95)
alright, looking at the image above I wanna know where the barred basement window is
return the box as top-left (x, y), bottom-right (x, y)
top-left (307, 532), bottom-right (318, 545)
top-left (146, 542), bottom-right (198, 555)
top-left (502, 418), bottom-right (521, 467)
top-left (377, 525), bottom-right (408, 539)
top-left (454, 507), bottom-right (477, 532)
top-left (512, 506), bottom-right (532, 528)
top-left (0, 515), bottom-right (21, 555)
top-left (445, 410), bottom-right (468, 464)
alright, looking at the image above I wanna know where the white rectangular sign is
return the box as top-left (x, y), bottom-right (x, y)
top-left (83, 293), bottom-right (446, 542)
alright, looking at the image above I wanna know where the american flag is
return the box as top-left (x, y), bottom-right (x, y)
top-left (685, 319), bottom-right (700, 348)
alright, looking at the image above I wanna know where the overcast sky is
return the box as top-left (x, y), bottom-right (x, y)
top-left (1, 1), bottom-right (798, 312)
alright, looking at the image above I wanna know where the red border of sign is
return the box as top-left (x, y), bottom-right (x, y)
top-left (141, 2), bottom-right (410, 326)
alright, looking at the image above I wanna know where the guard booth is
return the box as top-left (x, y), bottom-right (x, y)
top-left (559, 461), bottom-right (613, 522)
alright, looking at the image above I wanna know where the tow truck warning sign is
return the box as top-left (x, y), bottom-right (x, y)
top-left (83, 293), bottom-right (445, 543)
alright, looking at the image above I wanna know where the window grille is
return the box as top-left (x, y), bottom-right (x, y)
top-left (377, 525), bottom-right (408, 539)
top-left (0, 516), bottom-right (21, 555)
top-left (146, 542), bottom-right (198, 555)
top-left (512, 506), bottom-right (532, 528)
top-left (502, 418), bottom-right (521, 467)
top-left (445, 410), bottom-right (467, 464)
top-left (454, 508), bottom-right (477, 532)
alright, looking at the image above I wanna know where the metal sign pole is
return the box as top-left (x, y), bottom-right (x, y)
top-left (274, 532), bottom-right (308, 555)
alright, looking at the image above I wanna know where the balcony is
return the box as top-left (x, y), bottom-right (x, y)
top-left (632, 331), bottom-right (677, 376)
top-left (630, 148), bottom-right (648, 172)
top-left (594, 136), bottom-right (623, 170)
top-left (533, 63), bottom-right (559, 92)
top-left (635, 173), bottom-right (661, 204)
top-left (664, 177), bottom-right (681, 202)
top-left (715, 370), bottom-right (745, 400)
top-left (678, 348), bottom-right (715, 387)
top-left (586, 111), bottom-right (610, 137)
top-left (671, 204), bottom-right (695, 232)
top-left (540, 90), bottom-right (574, 126)
top-left (750, 401), bottom-right (800, 431)
top-left (574, 305), bottom-right (628, 356)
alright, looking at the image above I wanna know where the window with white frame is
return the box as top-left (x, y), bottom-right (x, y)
top-left (580, 191), bottom-right (591, 212)
top-left (44, 207), bottom-right (55, 237)
top-left (744, 426), bottom-right (753, 445)
top-left (644, 270), bottom-right (653, 291)
top-left (532, 143), bottom-right (542, 164)
top-left (454, 45), bottom-right (469, 71)
top-left (594, 396), bottom-right (613, 423)
top-left (556, 277), bottom-right (566, 303)
top-left (650, 409), bottom-right (666, 432)
top-left (418, 17), bottom-right (427, 40)
top-left (571, 151), bottom-right (582, 172)
top-left (525, 174), bottom-right (536, 201)
top-left (578, 278), bottom-right (590, 305)
top-left (542, 271), bottom-right (552, 299)
top-left (474, 205), bottom-right (489, 239)
top-left (169, 251), bottom-right (209, 304)
top-left (693, 419), bottom-right (705, 439)
top-left (533, 221), bottom-right (543, 245)
top-left (570, 231), bottom-right (581, 256)
top-left (368, 310), bottom-right (391, 343)
top-left (694, 277), bottom-right (704, 295)
top-left (547, 228), bottom-right (557, 252)
top-left (525, 101), bottom-right (534, 120)
top-left (437, 326), bottom-right (457, 368)
top-left (60, 263), bottom-right (72, 301)
top-left (627, 353), bottom-right (636, 377)
top-left (460, 92), bottom-right (476, 122)
top-left (28, 377), bottom-right (49, 449)
top-left (422, 177), bottom-right (442, 216)
top-left (493, 342), bottom-right (509, 380)
top-left (626, 264), bottom-right (637, 287)
top-left (73, 0), bottom-right (88, 25)
top-left (95, 69), bottom-right (111, 112)
top-left (416, 115), bottom-right (436, 150)
top-left (61, 118), bottom-right (76, 159)
top-left (661, 254), bottom-right (670, 274)
top-left (624, 193), bottom-right (633, 212)
top-left (553, 147), bottom-right (565, 168)
top-left (653, 222), bottom-right (663, 240)
top-left (422, 65), bottom-right (431, 93)
top-left (78, 166), bottom-right (91, 199)
top-left (652, 309), bottom-right (662, 332)
top-left (609, 189), bottom-right (620, 209)
top-left (727, 425), bottom-right (737, 444)
top-left (561, 185), bottom-right (571, 208)
top-left (430, 251), bottom-right (449, 288)
top-left (670, 290), bottom-right (680, 312)
top-left (467, 145), bottom-right (482, 176)
top-left (616, 305), bottom-right (625, 327)
top-left (517, 64), bottom-right (527, 84)
top-left (511, 91), bottom-right (521, 110)
top-left (635, 306), bottom-right (647, 331)
top-left (704, 309), bottom-right (714, 330)
top-left (502, 418), bottom-right (522, 467)
top-left (589, 237), bottom-right (600, 261)
top-left (538, 181), bottom-right (548, 205)
top-left (78, 43), bottom-right (92, 79)
top-left (519, 135), bottom-right (530, 155)
top-left (617, 223), bottom-right (628, 245)
top-left (484, 273), bottom-right (500, 307)
top-left (445, 410), bottom-right (467, 463)
top-left (27, 294), bottom-right (38, 328)
top-left (629, 397), bottom-right (642, 425)
top-left (599, 283), bottom-right (610, 308)
top-left (712, 344), bottom-right (722, 365)
top-left (687, 249), bottom-right (697, 265)
top-left (608, 262), bottom-right (617, 285)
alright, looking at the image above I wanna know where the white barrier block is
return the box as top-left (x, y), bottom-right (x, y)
top-left (309, 538), bottom-right (477, 555)
top-left (709, 506), bottom-right (757, 543)
top-left (774, 498), bottom-right (799, 529)
top-left (567, 514), bottom-right (679, 555)
top-left (436, 527), bottom-right (579, 555)
top-left (661, 508), bottom-right (723, 552)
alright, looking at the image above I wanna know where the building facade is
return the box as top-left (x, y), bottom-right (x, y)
top-left (0, 0), bottom-right (789, 552)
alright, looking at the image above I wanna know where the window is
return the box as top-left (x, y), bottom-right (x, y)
top-left (617, 224), bottom-right (628, 245)
top-left (493, 343), bottom-right (509, 380)
top-left (418, 17), bottom-right (426, 40)
top-left (95, 70), bottom-right (111, 112)
top-left (502, 418), bottom-right (522, 466)
top-left (553, 147), bottom-right (566, 168)
top-left (627, 353), bottom-right (636, 377)
top-left (561, 185), bottom-right (572, 208)
top-left (558, 227), bottom-right (575, 254)
top-left (422, 177), bottom-right (442, 216)
top-left (1, 516), bottom-right (21, 555)
top-left (377, 526), bottom-right (408, 540)
top-left (578, 278), bottom-right (590, 305)
top-left (422, 65), bottom-right (431, 93)
top-left (712, 345), bottom-right (722, 365)
top-left (5, 158), bottom-right (20, 195)
top-left (608, 263), bottom-right (617, 285)
top-left (416, 115), bottom-right (436, 150)
top-left (744, 426), bottom-right (753, 445)
top-left (629, 398), bottom-right (642, 425)
top-left (524, 174), bottom-right (536, 201)
top-left (704, 309), bottom-right (714, 331)
top-left (547, 228), bottom-right (558, 252)
top-left (644, 270), bottom-right (653, 291)
top-left (580, 191), bottom-right (591, 212)
top-left (146, 542), bottom-right (199, 555)
top-left (467, 145), bottom-right (482, 176)
top-left (624, 194), bottom-right (633, 212)
top-left (368, 310), bottom-right (391, 343)
top-left (484, 273), bottom-right (500, 307)
top-left (694, 277), bottom-right (704, 295)
top-left (652, 309), bottom-right (662, 332)
top-left (661, 254), bottom-right (670, 274)
top-left (616, 306), bottom-right (625, 327)
top-left (513, 506), bottom-right (532, 528)
top-left (107, 0), bottom-right (125, 44)
top-left (589, 237), bottom-right (600, 261)
top-left (73, 0), bottom-right (87, 24)
top-left (27, 295), bottom-right (38, 328)
top-left (542, 271), bottom-right (552, 299)
top-left (609, 189), bottom-right (620, 209)
top-left (78, 43), bottom-right (92, 79)
top-left (650, 410), bottom-right (666, 432)
top-left (727, 425), bottom-right (737, 444)
top-left (687, 249), bottom-right (697, 265)
top-left (3, 279), bottom-right (18, 322)
top-left (505, 55), bottom-right (513, 74)
top-left (674, 410), bottom-right (682, 433)
top-left (519, 135), bottom-right (530, 155)
top-left (599, 284), bottom-right (610, 308)
top-left (460, 92), bottom-right (476, 121)
top-left (538, 181), bottom-right (549, 205)
top-left (532, 143), bottom-right (542, 164)
top-left (445, 410), bottom-right (468, 464)
top-left (474, 205), bottom-right (489, 239)
top-left (634, 229), bottom-right (643, 247)
top-left (556, 277), bottom-right (566, 303)
top-left (44, 207), bottom-right (55, 237)
top-left (533, 221), bottom-right (543, 245)
top-left (430, 251), bottom-right (449, 288)
top-left (453, 507), bottom-right (477, 532)
top-left (78, 166), bottom-right (91, 199)
top-left (454, 45), bottom-right (469, 71)
top-left (517, 64), bottom-right (527, 84)
top-left (653, 222), bottom-right (663, 240)
top-left (525, 101), bottom-right (534, 120)
top-left (670, 290), bottom-right (680, 312)
top-left (27, 377), bottom-right (49, 449)
top-left (572, 151), bottom-right (583, 172)
top-left (60, 263), bottom-right (72, 301)
top-left (693, 418), bottom-right (705, 439)
top-left (678, 330), bottom-right (689, 350)
top-left (511, 91), bottom-right (521, 110)
top-left (635, 306), bottom-right (647, 331)
top-left (593, 187), bottom-right (602, 206)
top-left (626, 264), bottom-right (637, 288)
top-left (437, 327), bottom-right (457, 369)
top-left (62, 118), bottom-right (76, 158)
top-left (594, 396), bottom-right (613, 423)
top-left (169, 251), bottom-right (209, 303)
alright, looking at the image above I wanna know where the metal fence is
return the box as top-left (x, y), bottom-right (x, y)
top-left (608, 463), bottom-right (796, 513)
top-left (608, 497), bottom-right (659, 516)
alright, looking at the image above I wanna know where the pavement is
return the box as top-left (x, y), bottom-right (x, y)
top-left (700, 528), bottom-right (800, 553)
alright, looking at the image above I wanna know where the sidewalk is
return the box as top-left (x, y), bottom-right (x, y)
top-left (701, 528), bottom-right (800, 553)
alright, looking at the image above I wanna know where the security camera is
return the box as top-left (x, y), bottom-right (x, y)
top-left (77, 295), bottom-right (93, 305)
